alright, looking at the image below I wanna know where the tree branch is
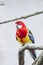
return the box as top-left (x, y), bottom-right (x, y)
top-left (32, 52), bottom-right (43, 65)
top-left (19, 43), bottom-right (43, 52)
top-left (0, 11), bottom-right (43, 24)
top-left (18, 43), bottom-right (43, 65)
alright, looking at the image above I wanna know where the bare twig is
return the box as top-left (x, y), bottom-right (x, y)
top-left (0, 3), bottom-right (5, 6)
top-left (0, 11), bottom-right (43, 24)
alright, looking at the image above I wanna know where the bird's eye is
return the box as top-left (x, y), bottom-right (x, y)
top-left (18, 25), bottom-right (22, 29)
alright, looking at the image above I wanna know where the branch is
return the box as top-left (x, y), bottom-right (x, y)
top-left (0, 3), bottom-right (5, 6)
top-left (18, 51), bottom-right (25, 65)
top-left (0, 11), bottom-right (43, 24)
top-left (32, 52), bottom-right (43, 65)
top-left (19, 43), bottom-right (43, 52)
top-left (18, 43), bottom-right (43, 65)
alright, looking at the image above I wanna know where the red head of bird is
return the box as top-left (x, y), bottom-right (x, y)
top-left (15, 21), bottom-right (28, 38)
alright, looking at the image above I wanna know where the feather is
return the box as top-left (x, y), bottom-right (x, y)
top-left (28, 30), bottom-right (35, 43)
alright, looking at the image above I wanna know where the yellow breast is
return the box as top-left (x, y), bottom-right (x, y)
top-left (16, 35), bottom-right (32, 45)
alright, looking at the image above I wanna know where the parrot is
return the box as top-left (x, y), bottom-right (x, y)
top-left (15, 20), bottom-right (37, 60)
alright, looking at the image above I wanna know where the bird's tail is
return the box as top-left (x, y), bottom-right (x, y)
top-left (29, 49), bottom-right (37, 60)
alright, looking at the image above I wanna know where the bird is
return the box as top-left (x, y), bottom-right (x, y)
top-left (15, 20), bottom-right (37, 60)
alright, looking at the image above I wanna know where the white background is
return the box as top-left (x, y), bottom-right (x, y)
top-left (0, 0), bottom-right (43, 65)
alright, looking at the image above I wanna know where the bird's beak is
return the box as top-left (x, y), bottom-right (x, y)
top-left (15, 22), bottom-right (18, 29)
top-left (16, 24), bottom-right (18, 29)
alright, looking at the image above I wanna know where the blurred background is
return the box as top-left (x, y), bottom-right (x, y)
top-left (0, 0), bottom-right (43, 65)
